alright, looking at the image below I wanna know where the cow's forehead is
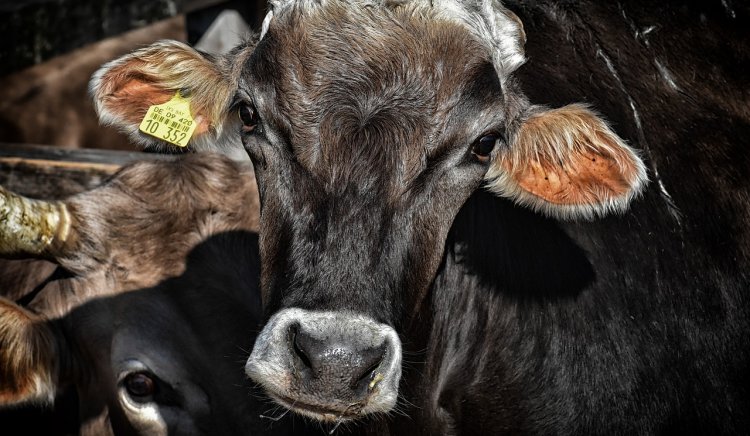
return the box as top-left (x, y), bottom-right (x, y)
top-left (246, 4), bottom-right (503, 191)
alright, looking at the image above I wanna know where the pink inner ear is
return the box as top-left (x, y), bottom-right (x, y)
top-left (108, 78), bottom-right (172, 125)
top-left (513, 142), bottom-right (634, 206)
top-left (92, 40), bottom-right (234, 142)
top-left (488, 104), bottom-right (647, 218)
top-left (103, 78), bottom-right (211, 135)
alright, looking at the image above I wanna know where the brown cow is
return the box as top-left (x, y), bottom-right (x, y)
top-left (0, 154), bottom-right (311, 435)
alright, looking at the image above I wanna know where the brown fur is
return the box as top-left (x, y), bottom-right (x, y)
top-left (0, 298), bottom-right (57, 405)
top-left (263, 4), bottom-right (493, 194)
top-left (6, 154), bottom-right (259, 318)
top-left (0, 260), bottom-right (57, 302)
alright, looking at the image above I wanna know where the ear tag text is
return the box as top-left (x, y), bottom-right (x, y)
top-left (139, 91), bottom-right (197, 147)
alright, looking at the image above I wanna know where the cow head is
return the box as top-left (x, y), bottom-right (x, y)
top-left (0, 155), bottom-right (274, 435)
top-left (89, 0), bottom-right (647, 424)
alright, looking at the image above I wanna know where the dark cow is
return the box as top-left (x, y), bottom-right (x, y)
top-left (85, 0), bottom-right (749, 434)
top-left (0, 154), bottom-right (309, 435)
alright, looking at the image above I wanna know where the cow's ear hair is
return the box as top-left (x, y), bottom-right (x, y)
top-left (485, 104), bottom-right (648, 220)
top-left (0, 298), bottom-right (60, 406)
top-left (89, 40), bottom-right (237, 153)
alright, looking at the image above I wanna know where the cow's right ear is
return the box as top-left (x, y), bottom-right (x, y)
top-left (89, 40), bottom-right (237, 153)
top-left (0, 298), bottom-right (59, 406)
top-left (485, 104), bottom-right (648, 220)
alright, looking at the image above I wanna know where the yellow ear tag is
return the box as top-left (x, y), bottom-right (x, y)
top-left (139, 91), bottom-right (197, 147)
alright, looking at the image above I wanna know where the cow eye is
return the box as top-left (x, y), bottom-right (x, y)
top-left (124, 372), bottom-right (156, 399)
top-left (238, 104), bottom-right (259, 132)
top-left (472, 133), bottom-right (501, 161)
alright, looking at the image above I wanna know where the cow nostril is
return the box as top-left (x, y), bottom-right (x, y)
top-left (290, 325), bottom-right (313, 370)
top-left (288, 323), bottom-right (390, 395)
top-left (352, 347), bottom-right (386, 390)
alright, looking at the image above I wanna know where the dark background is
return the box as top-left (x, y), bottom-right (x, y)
top-left (0, 0), bottom-right (267, 77)
top-left (0, 0), bottom-right (267, 151)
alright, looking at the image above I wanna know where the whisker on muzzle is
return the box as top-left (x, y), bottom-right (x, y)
top-left (260, 402), bottom-right (293, 421)
top-left (328, 419), bottom-right (344, 435)
top-left (329, 402), bottom-right (363, 434)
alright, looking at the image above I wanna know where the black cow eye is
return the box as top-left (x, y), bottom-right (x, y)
top-left (238, 104), bottom-right (259, 132)
top-left (472, 133), bottom-right (500, 161)
top-left (124, 372), bottom-right (155, 398)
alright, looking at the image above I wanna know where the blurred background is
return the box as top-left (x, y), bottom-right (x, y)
top-left (0, 0), bottom-right (268, 151)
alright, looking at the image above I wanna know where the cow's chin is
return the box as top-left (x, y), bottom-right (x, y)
top-left (264, 389), bottom-right (395, 422)
top-left (245, 308), bottom-right (402, 422)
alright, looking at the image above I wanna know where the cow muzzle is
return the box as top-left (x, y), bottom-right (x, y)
top-left (245, 308), bottom-right (402, 422)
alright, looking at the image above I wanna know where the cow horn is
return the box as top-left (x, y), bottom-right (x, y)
top-left (432, 0), bottom-right (526, 76)
top-left (0, 186), bottom-right (72, 258)
top-left (260, 0), bottom-right (312, 39)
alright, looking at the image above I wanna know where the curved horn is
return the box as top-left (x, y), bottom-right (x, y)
top-left (0, 186), bottom-right (72, 259)
top-left (432, 0), bottom-right (526, 76)
top-left (260, 0), bottom-right (310, 39)
top-left (483, 0), bottom-right (526, 70)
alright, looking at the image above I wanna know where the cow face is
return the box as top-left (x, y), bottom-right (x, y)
top-left (0, 155), bottom-right (283, 435)
top-left (242, 6), bottom-right (518, 420)
top-left (89, 0), bottom-right (646, 424)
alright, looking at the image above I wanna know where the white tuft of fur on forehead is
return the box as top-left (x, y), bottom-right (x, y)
top-left (430, 0), bottom-right (526, 76)
top-left (260, 0), bottom-right (526, 76)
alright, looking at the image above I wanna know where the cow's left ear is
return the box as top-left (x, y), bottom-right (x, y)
top-left (485, 104), bottom-right (648, 220)
top-left (89, 40), bottom-right (237, 153)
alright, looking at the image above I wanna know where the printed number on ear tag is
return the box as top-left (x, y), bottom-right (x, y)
top-left (139, 91), bottom-right (197, 147)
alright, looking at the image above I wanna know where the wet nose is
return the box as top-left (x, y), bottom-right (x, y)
top-left (291, 324), bottom-right (386, 395)
top-left (246, 309), bottom-right (402, 419)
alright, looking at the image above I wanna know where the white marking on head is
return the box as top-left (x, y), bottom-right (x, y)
top-left (259, 0), bottom-right (526, 78)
